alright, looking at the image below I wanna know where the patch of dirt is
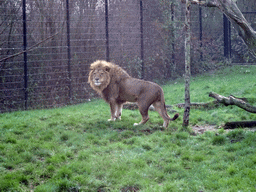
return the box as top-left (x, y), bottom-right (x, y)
top-left (192, 125), bottom-right (217, 134)
top-left (97, 187), bottom-right (110, 192)
top-left (121, 186), bottom-right (140, 192)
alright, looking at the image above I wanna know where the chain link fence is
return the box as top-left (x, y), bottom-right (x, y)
top-left (1, 0), bottom-right (255, 112)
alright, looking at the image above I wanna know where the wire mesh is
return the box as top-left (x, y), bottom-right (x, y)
top-left (1, 0), bottom-right (256, 112)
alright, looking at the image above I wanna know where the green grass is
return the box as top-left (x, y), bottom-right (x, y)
top-left (164, 65), bottom-right (256, 126)
top-left (0, 66), bottom-right (256, 191)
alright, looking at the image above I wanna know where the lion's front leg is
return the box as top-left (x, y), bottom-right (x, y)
top-left (116, 103), bottom-right (123, 120)
top-left (108, 101), bottom-right (118, 121)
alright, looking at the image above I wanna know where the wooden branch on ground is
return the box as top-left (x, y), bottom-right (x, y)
top-left (176, 101), bottom-right (219, 109)
top-left (224, 121), bottom-right (256, 129)
top-left (123, 101), bottom-right (219, 111)
top-left (123, 102), bottom-right (176, 113)
top-left (209, 92), bottom-right (256, 113)
top-left (123, 102), bottom-right (142, 110)
top-left (123, 102), bottom-right (168, 111)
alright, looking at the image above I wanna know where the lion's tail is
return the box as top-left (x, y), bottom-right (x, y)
top-left (168, 111), bottom-right (179, 121)
top-left (163, 103), bottom-right (179, 121)
top-left (160, 89), bottom-right (179, 121)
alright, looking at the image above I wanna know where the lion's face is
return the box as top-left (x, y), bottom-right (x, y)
top-left (91, 69), bottom-right (109, 87)
top-left (88, 64), bottom-right (111, 92)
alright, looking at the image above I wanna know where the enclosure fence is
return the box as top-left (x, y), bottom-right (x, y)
top-left (1, 0), bottom-right (255, 113)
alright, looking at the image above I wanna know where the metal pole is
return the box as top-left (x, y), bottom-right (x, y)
top-left (140, 0), bottom-right (144, 79)
top-left (105, 0), bottom-right (110, 61)
top-left (66, 0), bottom-right (72, 101)
top-left (22, 0), bottom-right (28, 110)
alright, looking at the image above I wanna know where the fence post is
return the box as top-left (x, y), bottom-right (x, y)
top-left (105, 0), bottom-right (110, 61)
top-left (66, 0), bottom-right (72, 101)
top-left (22, 0), bottom-right (28, 110)
top-left (140, 0), bottom-right (144, 79)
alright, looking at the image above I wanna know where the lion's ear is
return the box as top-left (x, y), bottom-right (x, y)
top-left (89, 65), bottom-right (93, 70)
top-left (104, 66), bottom-right (111, 72)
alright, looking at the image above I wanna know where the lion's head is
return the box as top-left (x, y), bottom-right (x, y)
top-left (88, 60), bottom-right (111, 92)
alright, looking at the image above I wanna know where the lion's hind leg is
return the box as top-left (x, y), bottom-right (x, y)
top-left (153, 101), bottom-right (170, 128)
top-left (134, 101), bottom-right (150, 126)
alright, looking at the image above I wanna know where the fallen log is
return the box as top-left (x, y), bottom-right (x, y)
top-left (122, 102), bottom-right (177, 113)
top-left (123, 101), bottom-right (219, 112)
top-left (123, 102), bottom-right (140, 110)
top-left (209, 92), bottom-right (256, 113)
top-left (224, 121), bottom-right (256, 129)
top-left (176, 101), bottom-right (219, 109)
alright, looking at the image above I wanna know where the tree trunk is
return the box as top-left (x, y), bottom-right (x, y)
top-left (209, 92), bottom-right (256, 113)
top-left (183, 0), bottom-right (191, 127)
top-left (183, 0), bottom-right (256, 57)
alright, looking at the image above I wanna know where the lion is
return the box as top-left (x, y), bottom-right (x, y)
top-left (88, 60), bottom-right (179, 128)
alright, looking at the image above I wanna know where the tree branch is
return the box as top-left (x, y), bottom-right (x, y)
top-left (0, 28), bottom-right (63, 63)
top-left (190, 0), bottom-right (220, 7)
top-left (181, 0), bottom-right (256, 57)
top-left (217, 0), bottom-right (256, 57)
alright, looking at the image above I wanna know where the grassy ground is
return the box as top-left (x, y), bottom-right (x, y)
top-left (163, 65), bottom-right (256, 126)
top-left (0, 66), bottom-right (256, 191)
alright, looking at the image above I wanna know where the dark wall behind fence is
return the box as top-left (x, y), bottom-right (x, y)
top-left (1, 0), bottom-right (255, 112)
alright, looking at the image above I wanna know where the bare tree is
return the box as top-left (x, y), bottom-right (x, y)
top-left (0, 1), bottom-right (22, 108)
top-left (0, 1), bottom-right (21, 72)
top-left (181, 0), bottom-right (256, 57)
top-left (183, 0), bottom-right (191, 127)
